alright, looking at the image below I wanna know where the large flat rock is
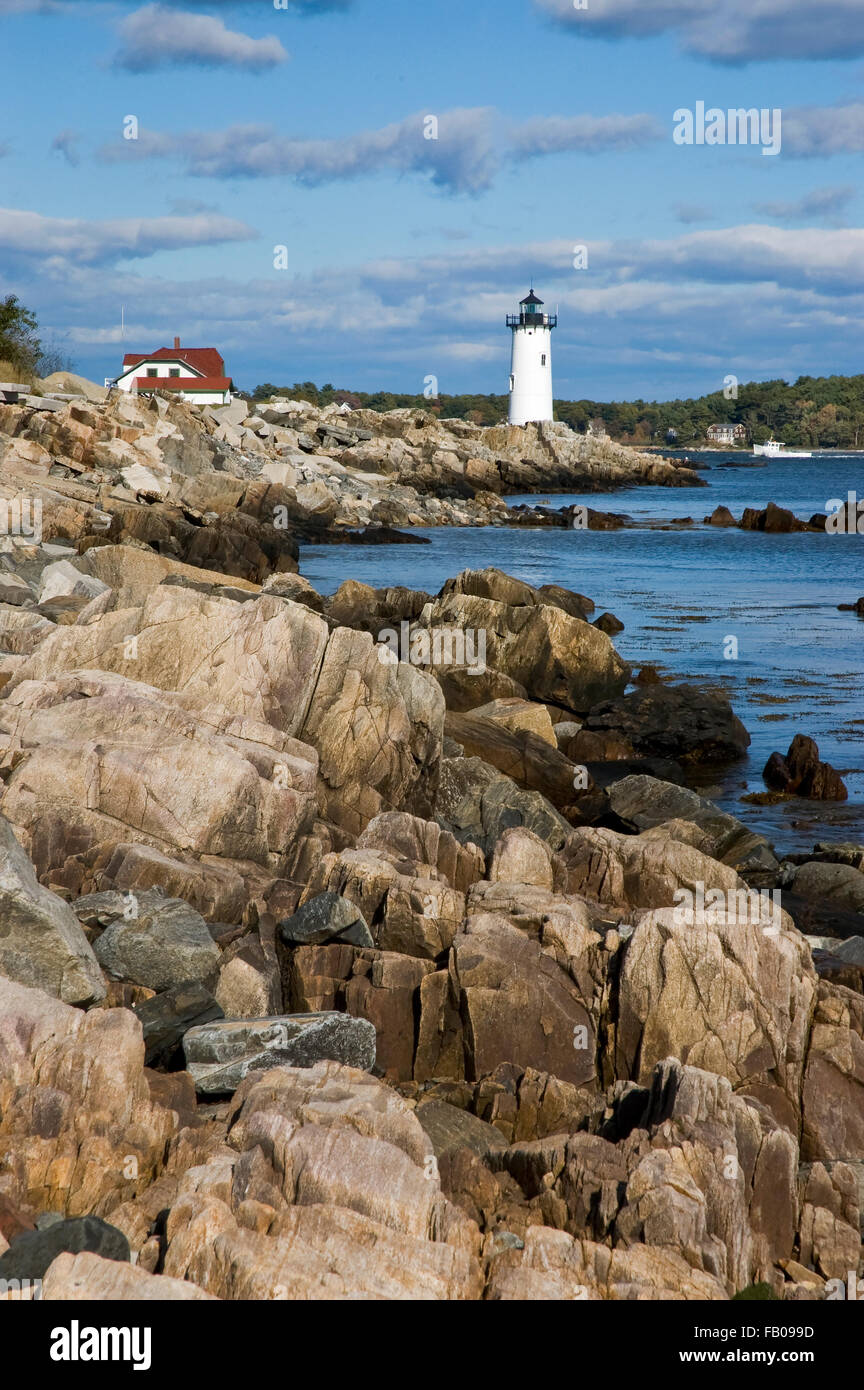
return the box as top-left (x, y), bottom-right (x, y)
top-left (183, 1012), bottom-right (377, 1094)
top-left (607, 774), bottom-right (778, 871)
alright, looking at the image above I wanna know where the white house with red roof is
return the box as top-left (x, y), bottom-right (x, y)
top-left (114, 337), bottom-right (233, 405)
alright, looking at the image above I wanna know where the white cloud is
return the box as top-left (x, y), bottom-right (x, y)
top-left (536, 0), bottom-right (864, 62)
top-left (100, 110), bottom-right (503, 193)
top-left (510, 113), bottom-right (663, 157)
top-left (0, 207), bottom-right (257, 266)
top-left (611, 225), bottom-right (864, 294)
top-left (783, 103), bottom-right (864, 156)
top-left (114, 4), bottom-right (288, 72)
top-left (753, 186), bottom-right (854, 224)
top-left (98, 106), bottom-right (663, 193)
top-left (443, 342), bottom-right (500, 362)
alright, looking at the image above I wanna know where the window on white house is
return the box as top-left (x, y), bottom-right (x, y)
top-left (146, 368), bottom-right (157, 377)
top-left (169, 369), bottom-right (180, 378)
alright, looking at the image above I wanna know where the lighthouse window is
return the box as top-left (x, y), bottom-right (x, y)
top-left (509, 374), bottom-right (515, 391)
top-left (541, 354), bottom-right (546, 366)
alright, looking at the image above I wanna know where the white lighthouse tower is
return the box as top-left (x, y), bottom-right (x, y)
top-left (507, 289), bottom-right (556, 426)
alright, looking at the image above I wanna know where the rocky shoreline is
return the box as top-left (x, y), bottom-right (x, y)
top-left (0, 379), bottom-right (862, 1303)
top-left (0, 378), bottom-right (704, 555)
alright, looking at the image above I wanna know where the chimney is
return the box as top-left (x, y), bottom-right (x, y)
top-left (174, 336), bottom-right (181, 351)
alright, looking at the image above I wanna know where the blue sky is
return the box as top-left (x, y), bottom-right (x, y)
top-left (1, 0), bottom-right (863, 399)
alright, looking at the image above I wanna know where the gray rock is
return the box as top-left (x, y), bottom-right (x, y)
top-left (318, 426), bottom-right (356, 446)
top-left (71, 890), bottom-right (135, 929)
top-left (23, 395), bottom-right (64, 412)
top-left (0, 815), bottom-right (105, 1005)
top-left (37, 559), bottom-right (109, 604)
top-left (0, 571), bottom-right (34, 606)
top-left (280, 892), bottom-right (373, 948)
top-left (133, 980), bottom-right (224, 1067)
top-left (436, 755), bottom-right (572, 857)
top-left (0, 382), bottom-right (30, 402)
top-left (792, 861), bottom-right (864, 913)
top-left (256, 404), bottom-right (292, 425)
top-left (415, 1098), bottom-right (508, 1160)
top-left (607, 774), bottom-right (778, 871)
top-left (93, 891), bottom-right (220, 991)
top-left (210, 399), bottom-right (249, 428)
top-left (183, 1012), bottom-right (376, 1094)
top-left (35, 1212), bottom-right (66, 1231)
top-left (0, 1217), bottom-right (129, 1281)
top-left (833, 936), bottom-right (864, 968)
top-left (586, 683), bottom-right (750, 765)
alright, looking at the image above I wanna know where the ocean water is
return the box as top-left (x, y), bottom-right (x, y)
top-left (300, 451), bottom-right (864, 856)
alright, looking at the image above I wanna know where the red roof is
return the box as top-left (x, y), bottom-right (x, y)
top-left (123, 346), bottom-right (226, 378)
top-left (133, 376), bottom-right (232, 392)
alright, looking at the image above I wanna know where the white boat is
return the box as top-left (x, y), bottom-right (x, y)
top-left (753, 438), bottom-right (812, 459)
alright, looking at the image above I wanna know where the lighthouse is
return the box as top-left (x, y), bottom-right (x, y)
top-left (506, 289), bottom-right (557, 426)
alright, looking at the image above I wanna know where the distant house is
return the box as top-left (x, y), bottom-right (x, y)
top-left (707, 422), bottom-right (747, 445)
top-left (114, 337), bottom-right (233, 406)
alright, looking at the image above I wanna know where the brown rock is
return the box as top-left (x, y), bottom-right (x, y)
top-left (802, 982), bottom-right (864, 1161)
top-left (469, 697), bottom-right (557, 747)
top-left (429, 589), bottom-right (629, 712)
top-left (763, 735), bottom-right (847, 801)
top-left (489, 828), bottom-right (554, 889)
top-left (451, 918), bottom-right (597, 1088)
top-left (42, 1250), bottom-right (217, 1300)
top-left (617, 904), bottom-right (816, 1128)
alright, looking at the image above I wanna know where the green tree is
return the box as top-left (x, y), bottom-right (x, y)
top-left (0, 295), bottom-right (41, 376)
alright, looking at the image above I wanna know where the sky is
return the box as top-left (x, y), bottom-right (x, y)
top-left (1, 0), bottom-right (863, 400)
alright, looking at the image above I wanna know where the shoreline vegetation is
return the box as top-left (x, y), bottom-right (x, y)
top-left (0, 370), bottom-right (862, 1305)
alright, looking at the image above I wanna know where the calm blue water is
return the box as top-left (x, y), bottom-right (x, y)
top-left (301, 452), bottom-right (864, 855)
